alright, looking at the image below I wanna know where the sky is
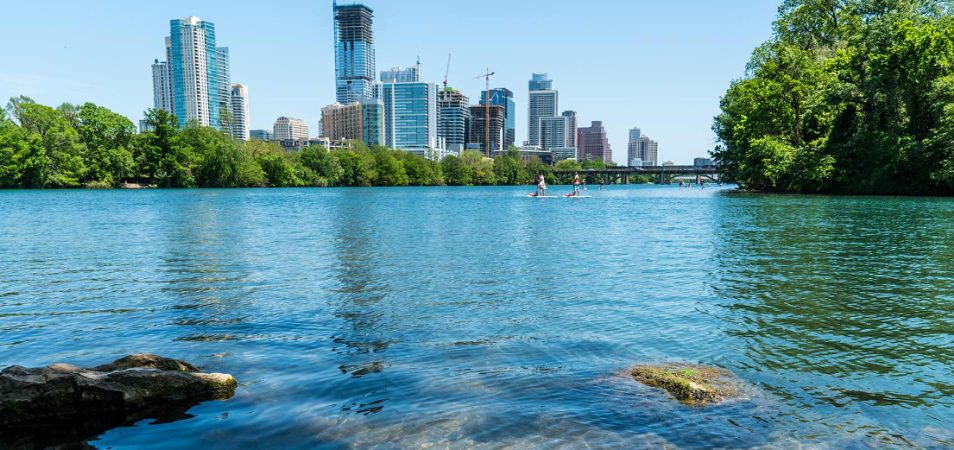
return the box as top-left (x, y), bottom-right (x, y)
top-left (0, 0), bottom-right (780, 165)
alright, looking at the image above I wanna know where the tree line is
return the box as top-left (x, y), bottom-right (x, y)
top-left (0, 98), bottom-right (630, 189)
top-left (714, 0), bottom-right (954, 195)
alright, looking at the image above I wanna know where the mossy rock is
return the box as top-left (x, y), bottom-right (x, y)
top-left (631, 363), bottom-right (742, 406)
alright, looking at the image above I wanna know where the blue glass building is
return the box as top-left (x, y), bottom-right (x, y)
top-left (480, 88), bottom-right (515, 147)
top-left (334, 2), bottom-right (376, 104)
top-left (168, 17), bottom-right (226, 129)
top-left (380, 82), bottom-right (439, 152)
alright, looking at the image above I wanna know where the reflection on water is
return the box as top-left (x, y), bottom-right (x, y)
top-left (0, 187), bottom-right (951, 449)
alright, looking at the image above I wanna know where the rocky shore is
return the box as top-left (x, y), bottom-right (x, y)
top-left (0, 354), bottom-right (236, 448)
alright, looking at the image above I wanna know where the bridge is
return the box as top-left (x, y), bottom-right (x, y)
top-left (553, 166), bottom-right (720, 184)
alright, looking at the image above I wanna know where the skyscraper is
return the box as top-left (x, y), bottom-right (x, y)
top-left (380, 82), bottom-right (440, 153)
top-left (541, 116), bottom-right (569, 150)
top-left (380, 60), bottom-right (420, 84)
top-left (562, 111), bottom-right (578, 148)
top-left (166, 16), bottom-right (230, 129)
top-left (215, 47), bottom-right (231, 129)
top-left (578, 121), bottom-right (612, 163)
top-left (274, 117), bottom-right (310, 141)
top-left (480, 88), bottom-right (515, 147)
top-left (334, 2), bottom-right (376, 104)
top-left (230, 84), bottom-right (249, 141)
top-left (469, 104), bottom-right (505, 154)
top-left (528, 73), bottom-right (558, 147)
top-left (628, 129), bottom-right (659, 167)
top-left (151, 59), bottom-right (173, 113)
top-left (438, 88), bottom-right (470, 153)
top-left (529, 73), bottom-right (553, 91)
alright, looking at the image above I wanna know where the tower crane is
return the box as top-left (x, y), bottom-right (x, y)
top-left (474, 69), bottom-right (495, 158)
top-left (444, 54), bottom-right (452, 89)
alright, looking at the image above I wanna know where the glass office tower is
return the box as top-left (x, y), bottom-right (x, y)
top-left (168, 16), bottom-right (222, 129)
top-left (334, 2), bottom-right (376, 104)
top-left (380, 82), bottom-right (439, 151)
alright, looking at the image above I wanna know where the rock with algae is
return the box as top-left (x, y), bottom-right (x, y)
top-left (0, 354), bottom-right (237, 448)
top-left (630, 363), bottom-right (743, 406)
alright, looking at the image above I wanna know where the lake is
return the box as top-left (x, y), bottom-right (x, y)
top-left (0, 185), bottom-right (951, 449)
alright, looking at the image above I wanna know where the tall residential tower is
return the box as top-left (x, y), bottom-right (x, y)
top-left (164, 16), bottom-right (231, 129)
top-left (528, 73), bottom-right (558, 147)
top-left (230, 84), bottom-right (250, 141)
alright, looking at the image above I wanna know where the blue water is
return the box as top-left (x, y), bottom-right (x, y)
top-left (1, 186), bottom-right (952, 449)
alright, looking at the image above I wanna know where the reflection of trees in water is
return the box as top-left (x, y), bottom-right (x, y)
top-left (159, 191), bottom-right (255, 342)
top-left (710, 195), bottom-right (954, 413)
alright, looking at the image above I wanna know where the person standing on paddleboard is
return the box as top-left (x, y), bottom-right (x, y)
top-left (537, 174), bottom-right (547, 197)
top-left (572, 173), bottom-right (581, 196)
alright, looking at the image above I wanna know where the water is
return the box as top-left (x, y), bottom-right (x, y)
top-left (1, 186), bottom-right (952, 449)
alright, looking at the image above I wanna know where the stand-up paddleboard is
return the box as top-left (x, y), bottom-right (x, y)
top-left (564, 194), bottom-right (593, 198)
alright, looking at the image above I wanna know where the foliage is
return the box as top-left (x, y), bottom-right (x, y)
top-left (714, 0), bottom-right (954, 195)
top-left (0, 99), bottom-right (608, 190)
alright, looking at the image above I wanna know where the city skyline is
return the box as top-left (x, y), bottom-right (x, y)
top-left (0, 0), bottom-right (779, 164)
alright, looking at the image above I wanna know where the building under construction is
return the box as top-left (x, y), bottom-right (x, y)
top-left (468, 104), bottom-right (505, 154)
top-left (334, 2), bottom-right (376, 104)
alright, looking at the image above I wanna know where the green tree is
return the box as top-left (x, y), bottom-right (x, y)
top-left (77, 103), bottom-right (135, 186)
top-left (441, 155), bottom-right (472, 185)
top-left (14, 101), bottom-right (86, 187)
top-left (461, 150), bottom-right (497, 185)
top-left (491, 149), bottom-right (526, 185)
top-left (370, 145), bottom-right (409, 186)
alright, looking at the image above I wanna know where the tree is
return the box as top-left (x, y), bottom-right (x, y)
top-left (298, 145), bottom-right (341, 186)
top-left (15, 102), bottom-right (86, 187)
top-left (77, 103), bottom-right (135, 186)
top-left (461, 150), bottom-right (497, 185)
top-left (441, 155), bottom-right (472, 185)
top-left (370, 145), bottom-right (409, 186)
top-left (491, 149), bottom-right (527, 185)
top-left (713, 0), bottom-right (954, 194)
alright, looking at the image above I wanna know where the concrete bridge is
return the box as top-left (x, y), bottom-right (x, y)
top-left (553, 166), bottom-right (720, 184)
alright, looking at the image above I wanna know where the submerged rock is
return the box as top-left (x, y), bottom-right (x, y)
top-left (630, 363), bottom-right (743, 406)
top-left (0, 354), bottom-right (236, 448)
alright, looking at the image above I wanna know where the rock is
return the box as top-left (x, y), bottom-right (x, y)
top-left (630, 363), bottom-right (742, 406)
top-left (0, 354), bottom-right (236, 448)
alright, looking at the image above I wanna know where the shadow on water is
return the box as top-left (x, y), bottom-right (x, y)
top-left (709, 193), bottom-right (954, 447)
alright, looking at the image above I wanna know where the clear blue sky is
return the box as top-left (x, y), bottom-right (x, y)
top-left (0, 0), bottom-right (779, 165)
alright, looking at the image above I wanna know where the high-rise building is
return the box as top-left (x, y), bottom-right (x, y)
top-left (380, 82), bottom-right (440, 152)
top-left (562, 111), bottom-right (578, 148)
top-left (438, 88), bottom-right (470, 153)
top-left (229, 84), bottom-right (250, 141)
top-left (151, 59), bottom-right (173, 113)
top-left (541, 116), bottom-right (569, 150)
top-left (694, 157), bottom-right (714, 167)
top-left (628, 128), bottom-right (658, 166)
top-left (320, 99), bottom-right (384, 146)
top-left (321, 102), bottom-right (363, 142)
top-left (274, 117), bottom-right (310, 141)
top-left (469, 104), bottom-right (505, 154)
top-left (380, 60), bottom-right (420, 84)
top-left (215, 47), bottom-right (231, 129)
top-left (529, 72), bottom-right (553, 91)
top-left (360, 98), bottom-right (385, 147)
top-left (528, 73), bottom-right (558, 147)
top-left (250, 129), bottom-right (273, 141)
top-left (480, 88), bottom-right (515, 147)
top-left (165, 16), bottom-right (230, 130)
top-left (334, 2), bottom-right (376, 104)
top-left (578, 121), bottom-right (612, 163)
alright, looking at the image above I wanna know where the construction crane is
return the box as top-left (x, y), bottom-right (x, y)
top-left (474, 69), bottom-right (495, 158)
top-left (443, 54), bottom-right (452, 89)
